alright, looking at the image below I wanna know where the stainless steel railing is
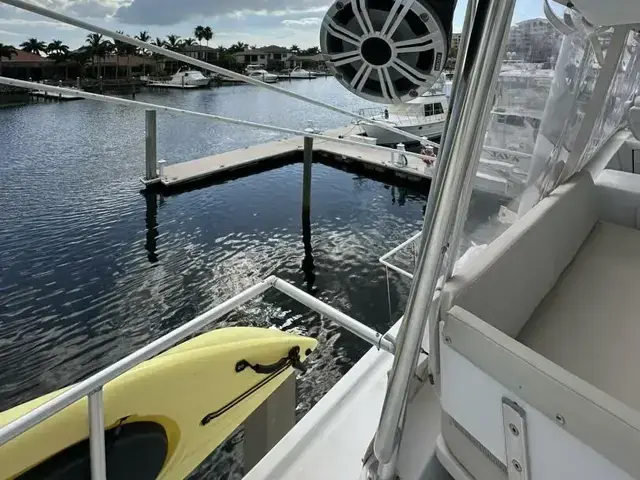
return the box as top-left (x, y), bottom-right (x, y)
top-left (0, 276), bottom-right (395, 479)
top-left (379, 232), bottom-right (421, 280)
top-left (370, 0), bottom-right (518, 477)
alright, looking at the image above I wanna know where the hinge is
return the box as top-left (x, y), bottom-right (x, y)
top-left (502, 397), bottom-right (530, 480)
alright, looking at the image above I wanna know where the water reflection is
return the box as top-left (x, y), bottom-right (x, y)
top-left (388, 185), bottom-right (409, 206)
top-left (144, 191), bottom-right (160, 264)
top-left (301, 208), bottom-right (316, 294)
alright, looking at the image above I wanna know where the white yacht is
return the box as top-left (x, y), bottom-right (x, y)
top-left (278, 67), bottom-right (317, 79)
top-left (146, 69), bottom-right (210, 89)
top-left (2, 1), bottom-right (640, 480)
top-left (360, 93), bottom-right (449, 145)
top-left (245, 65), bottom-right (278, 84)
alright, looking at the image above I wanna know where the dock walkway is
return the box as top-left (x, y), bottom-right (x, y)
top-left (158, 126), bottom-right (512, 197)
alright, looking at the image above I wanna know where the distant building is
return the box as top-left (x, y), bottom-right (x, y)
top-left (181, 45), bottom-right (218, 64)
top-left (451, 33), bottom-right (462, 52)
top-left (0, 50), bottom-right (53, 80)
top-left (287, 53), bottom-right (326, 71)
top-left (508, 18), bottom-right (561, 63)
top-left (232, 46), bottom-right (293, 69)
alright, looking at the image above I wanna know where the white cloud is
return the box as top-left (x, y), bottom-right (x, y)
top-left (281, 17), bottom-right (321, 27)
top-left (0, 18), bottom-right (75, 30)
top-left (115, 0), bottom-right (329, 25)
top-left (0, 29), bottom-right (19, 36)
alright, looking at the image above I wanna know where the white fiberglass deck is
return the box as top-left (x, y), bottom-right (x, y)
top-left (244, 319), bottom-right (449, 480)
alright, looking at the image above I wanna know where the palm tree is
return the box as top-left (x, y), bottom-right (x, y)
top-left (194, 26), bottom-right (204, 45)
top-left (202, 26), bottom-right (213, 47)
top-left (151, 37), bottom-right (166, 74)
top-left (0, 43), bottom-right (17, 75)
top-left (113, 31), bottom-right (133, 79)
top-left (165, 34), bottom-right (181, 51)
top-left (71, 47), bottom-right (91, 79)
top-left (290, 44), bottom-right (300, 54)
top-left (101, 39), bottom-right (114, 78)
top-left (136, 30), bottom-right (151, 46)
top-left (46, 39), bottom-right (69, 56)
top-left (46, 39), bottom-right (70, 79)
top-left (135, 30), bottom-right (151, 58)
top-left (164, 35), bottom-right (182, 73)
top-left (85, 33), bottom-right (103, 77)
top-left (85, 33), bottom-right (112, 78)
top-left (182, 37), bottom-right (198, 48)
top-left (20, 37), bottom-right (47, 55)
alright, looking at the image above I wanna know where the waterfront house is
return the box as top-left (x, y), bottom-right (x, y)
top-left (0, 50), bottom-right (53, 81)
top-left (232, 46), bottom-right (292, 70)
top-left (181, 45), bottom-right (218, 64)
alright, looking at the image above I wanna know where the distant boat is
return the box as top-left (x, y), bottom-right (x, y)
top-left (359, 93), bottom-right (449, 145)
top-left (278, 67), bottom-right (317, 80)
top-left (245, 65), bottom-right (278, 84)
top-left (146, 69), bottom-right (210, 89)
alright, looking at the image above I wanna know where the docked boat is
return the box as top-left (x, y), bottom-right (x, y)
top-left (359, 93), bottom-right (448, 145)
top-left (2, 1), bottom-right (640, 480)
top-left (146, 69), bottom-right (210, 89)
top-left (277, 67), bottom-right (316, 80)
top-left (245, 66), bottom-right (278, 83)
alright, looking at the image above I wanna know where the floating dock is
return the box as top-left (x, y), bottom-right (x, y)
top-left (152, 126), bottom-right (513, 197)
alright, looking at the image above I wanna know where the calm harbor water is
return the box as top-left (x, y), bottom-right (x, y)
top-left (0, 78), bottom-right (505, 477)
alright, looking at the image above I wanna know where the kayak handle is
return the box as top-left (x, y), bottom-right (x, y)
top-left (235, 346), bottom-right (305, 375)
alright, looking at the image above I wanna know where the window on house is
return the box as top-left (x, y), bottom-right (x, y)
top-left (260, 55), bottom-right (265, 59)
top-left (250, 55), bottom-right (258, 62)
top-left (273, 53), bottom-right (282, 60)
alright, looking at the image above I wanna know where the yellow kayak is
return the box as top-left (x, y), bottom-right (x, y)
top-left (0, 327), bottom-right (317, 479)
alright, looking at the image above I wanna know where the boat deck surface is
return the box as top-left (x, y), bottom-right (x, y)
top-left (243, 321), bottom-right (449, 480)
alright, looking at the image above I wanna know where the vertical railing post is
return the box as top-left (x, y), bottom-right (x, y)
top-left (88, 389), bottom-right (107, 479)
top-left (145, 109), bottom-right (157, 181)
top-left (302, 136), bottom-right (313, 215)
top-left (370, 0), bottom-right (517, 478)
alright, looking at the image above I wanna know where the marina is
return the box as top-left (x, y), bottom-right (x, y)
top-left (2, 0), bottom-right (640, 479)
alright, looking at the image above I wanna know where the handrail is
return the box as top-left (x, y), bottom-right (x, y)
top-left (0, 276), bottom-right (394, 451)
top-left (370, 0), bottom-right (517, 477)
top-left (0, 0), bottom-right (438, 148)
top-left (0, 77), bottom-right (431, 162)
top-left (379, 232), bottom-right (421, 279)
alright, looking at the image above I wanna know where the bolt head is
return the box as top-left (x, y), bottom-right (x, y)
top-left (409, 89), bottom-right (419, 98)
top-left (509, 423), bottom-right (520, 436)
top-left (555, 413), bottom-right (566, 425)
top-left (512, 460), bottom-right (523, 472)
top-left (335, 1), bottom-right (344, 9)
top-left (444, 336), bottom-right (452, 344)
top-left (420, 13), bottom-right (430, 22)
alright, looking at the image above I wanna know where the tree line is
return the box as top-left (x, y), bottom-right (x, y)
top-left (0, 25), bottom-right (322, 79)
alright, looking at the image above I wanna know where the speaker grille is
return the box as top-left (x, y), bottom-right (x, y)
top-left (320, 0), bottom-right (448, 104)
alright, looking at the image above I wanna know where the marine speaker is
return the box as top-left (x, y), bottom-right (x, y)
top-left (320, 0), bottom-right (455, 104)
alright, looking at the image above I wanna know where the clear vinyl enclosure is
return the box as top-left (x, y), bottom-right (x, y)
top-left (382, 2), bottom-right (640, 277)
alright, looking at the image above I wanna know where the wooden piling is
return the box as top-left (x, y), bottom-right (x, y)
top-left (302, 136), bottom-right (313, 214)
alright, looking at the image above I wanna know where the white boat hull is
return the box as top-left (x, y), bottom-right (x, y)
top-left (248, 74), bottom-right (278, 84)
top-left (147, 79), bottom-right (210, 89)
top-left (362, 120), bottom-right (445, 145)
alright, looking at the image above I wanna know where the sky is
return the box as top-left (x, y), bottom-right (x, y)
top-left (0, 0), bottom-right (546, 50)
